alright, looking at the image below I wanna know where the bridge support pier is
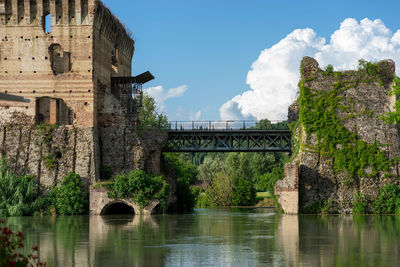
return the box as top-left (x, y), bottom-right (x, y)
top-left (275, 163), bottom-right (299, 214)
top-left (89, 187), bottom-right (161, 215)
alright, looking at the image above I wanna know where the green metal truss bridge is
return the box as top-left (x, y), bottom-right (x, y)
top-left (163, 121), bottom-right (292, 153)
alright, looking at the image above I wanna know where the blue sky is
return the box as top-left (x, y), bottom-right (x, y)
top-left (102, 0), bottom-right (400, 121)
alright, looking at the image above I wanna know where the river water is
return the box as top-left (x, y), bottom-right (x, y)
top-left (4, 208), bottom-right (400, 267)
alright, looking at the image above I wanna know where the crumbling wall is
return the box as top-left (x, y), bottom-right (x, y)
top-left (278, 57), bottom-right (400, 213)
top-left (0, 112), bottom-right (98, 187)
top-left (99, 127), bottom-right (168, 177)
top-left (92, 1), bottom-right (135, 127)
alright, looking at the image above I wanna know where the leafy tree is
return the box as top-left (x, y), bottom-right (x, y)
top-left (232, 178), bottom-right (257, 206)
top-left (198, 154), bottom-right (226, 181)
top-left (138, 93), bottom-right (169, 128)
top-left (50, 172), bottom-right (88, 215)
top-left (205, 171), bottom-right (232, 207)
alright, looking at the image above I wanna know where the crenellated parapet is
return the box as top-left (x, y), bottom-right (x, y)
top-left (93, 1), bottom-right (134, 61)
top-left (0, 0), bottom-right (93, 27)
top-left (0, 0), bottom-right (135, 128)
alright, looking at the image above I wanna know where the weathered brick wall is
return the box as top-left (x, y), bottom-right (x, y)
top-left (0, 1), bottom-right (170, 212)
top-left (0, 0), bottom-right (95, 127)
top-left (0, 0), bottom-right (135, 128)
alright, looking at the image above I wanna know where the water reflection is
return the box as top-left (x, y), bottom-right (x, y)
top-left (4, 210), bottom-right (400, 266)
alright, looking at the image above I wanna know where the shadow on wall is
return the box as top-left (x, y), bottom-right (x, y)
top-left (299, 164), bottom-right (336, 212)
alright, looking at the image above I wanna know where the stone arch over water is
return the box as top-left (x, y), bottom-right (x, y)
top-left (100, 200), bottom-right (136, 215)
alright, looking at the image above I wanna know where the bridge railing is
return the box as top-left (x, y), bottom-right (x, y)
top-left (164, 120), bottom-right (289, 131)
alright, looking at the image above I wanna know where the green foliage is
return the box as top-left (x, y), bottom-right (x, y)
top-left (323, 64), bottom-right (334, 75)
top-left (194, 191), bottom-right (216, 208)
top-left (0, 161), bottom-right (45, 217)
top-left (298, 62), bottom-right (395, 180)
top-left (50, 172), bottom-right (88, 215)
top-left (256, 165), bottom-right (284, 193)
top-left (207, 171), bottom-right (233, 206)
top-left (232, 178), bottom-right (256, 206)
top-left (380, 75), bottom-right (400, 124)
top-left (163, 153), bottom-right (198, 212)
top-left (303, 199), bottom-right (337, 214)
top-left (107, 170), bottom-right (170, 210)
top-left (373, 183), bottom-right (400, 214)
top-left (138, 94), bottom-right (169, 129)
top-left (357, 59), bottom-right (384, 84)
top-left (353, 193), bottom-right (370, 214)
top-left (43, 154), bottom-right (57, 170)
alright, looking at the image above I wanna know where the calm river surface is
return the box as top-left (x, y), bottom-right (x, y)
top-left (4, 208), bottom-right (400, 267)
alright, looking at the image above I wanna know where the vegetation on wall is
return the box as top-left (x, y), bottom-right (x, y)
top-left (372, 184), bottom-right (400, 215)
top-left (379, 75), bottom-right (400, 124)
top-left (298, 61), bottom-right (397, 182)
top-left (106, 170), bottom-right (170, 210)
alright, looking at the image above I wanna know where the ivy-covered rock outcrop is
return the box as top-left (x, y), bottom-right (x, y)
top-left (289, 57), bottom-right (400, 213)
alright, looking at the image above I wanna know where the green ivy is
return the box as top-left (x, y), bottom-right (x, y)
top-left (107, 170), bottom-right (170, 210)
top-left (379, 75), bottom-right (400, 124)
top-left (298, 61), bottom-right (396, 180)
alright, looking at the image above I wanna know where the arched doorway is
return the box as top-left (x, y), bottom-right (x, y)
top-left (100, 201), bottom-right (135, 215)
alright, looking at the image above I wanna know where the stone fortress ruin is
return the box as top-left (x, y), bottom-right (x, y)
top-left (0, 0), bottom-right (168, 214)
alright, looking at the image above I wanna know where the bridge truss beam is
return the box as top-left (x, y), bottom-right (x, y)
top-left (163, 130), bottom-right (292, 152)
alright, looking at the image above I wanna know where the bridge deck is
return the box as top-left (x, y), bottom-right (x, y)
top-left (164, 130), bottom-right (292, 152)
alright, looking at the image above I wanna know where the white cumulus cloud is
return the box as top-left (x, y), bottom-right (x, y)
top-left (220, 18), bottom-right (400, 121)
top-left (145, 85), bottom-right (187, 110)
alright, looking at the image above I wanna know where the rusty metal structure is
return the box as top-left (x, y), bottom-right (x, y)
top-left (111, 71), bottom-right (154, 122)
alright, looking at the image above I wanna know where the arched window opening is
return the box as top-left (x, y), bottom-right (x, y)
top-left (43, 13), bottom-right (51, 33)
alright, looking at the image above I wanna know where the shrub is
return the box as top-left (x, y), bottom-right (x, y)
top-left (0, 160), bottom-right (45, 217)
top-left (107, 170), bottom-right (170, 210)
top-left (50, 172), bottom-right (88, 215)
top-left (353, 192), bottom-right (370, 214)
top-left (373, 183), bottom-right (400, 214)
top-left (232, 178), bottom-right (257, 206)
top-left (194, 191), bottom-right (216, 208)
